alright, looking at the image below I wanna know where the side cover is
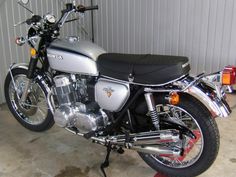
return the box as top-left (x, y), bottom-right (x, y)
top-left (95, 78), bottom-right (130, 112)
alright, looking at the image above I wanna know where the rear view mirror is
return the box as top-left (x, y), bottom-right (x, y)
top-left (19, 0), bottom-right (29, 5)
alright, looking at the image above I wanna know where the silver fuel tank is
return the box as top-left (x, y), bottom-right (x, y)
top-left (47, 38), bottom-right (106, 76)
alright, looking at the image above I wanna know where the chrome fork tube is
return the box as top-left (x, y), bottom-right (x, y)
top-left (9, 64), bottom-right (31, 102)
top-left (9, 65), bottom-right (20, 100)
top-left (145, 93), bottom-right (160, 130)
top-left (20, 79), bottom-right (32, 103)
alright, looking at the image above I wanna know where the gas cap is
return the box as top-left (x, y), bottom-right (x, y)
top-left (67, 36), bottom-right (79, 43)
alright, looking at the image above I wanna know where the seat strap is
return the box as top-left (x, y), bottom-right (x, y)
top-left (128, 64), bottom-right (135, 82)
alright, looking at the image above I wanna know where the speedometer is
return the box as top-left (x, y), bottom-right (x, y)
top-left (45, 14), bottom-right (56, 24)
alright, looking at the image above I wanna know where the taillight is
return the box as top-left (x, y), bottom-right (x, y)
top-left (221, 66), bottom-right (236, 85)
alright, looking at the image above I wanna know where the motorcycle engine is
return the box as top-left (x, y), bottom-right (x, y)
top-left (52, 74), bottom-right (108, 133)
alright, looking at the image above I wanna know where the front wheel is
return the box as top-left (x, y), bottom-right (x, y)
top-left (4, 68), bottom-right (54, 132)
top-left (139, 96), bottom-right (220, 177)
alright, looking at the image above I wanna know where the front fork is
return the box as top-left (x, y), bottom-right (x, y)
top-left (20, 55), bottom-right (38, 103)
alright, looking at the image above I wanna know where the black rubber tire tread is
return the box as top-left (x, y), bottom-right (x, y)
top-left (139, 94), bottom-right (220, 177)
top-left (4, 68), bottom-right (54, 132)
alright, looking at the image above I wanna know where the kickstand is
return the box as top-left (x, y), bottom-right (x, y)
top-left (100, 142), bottom-right (112, 177)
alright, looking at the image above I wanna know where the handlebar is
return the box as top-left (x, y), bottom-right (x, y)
top-left (56, 4), bottom-right (98, 28)
top-left (26, 15), bottom-right (42, 25)
top-left (15, 36), bottom-right (39, 46)
top-left (15, 2), bottom-right (99, 45)
top-left (77, 5), bottom-right (99, 13)
top-left (14, 15), bottom-right (42, 27)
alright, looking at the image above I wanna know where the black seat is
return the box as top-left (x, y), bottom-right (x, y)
top-left (97, 53), bottom-right (190, 85)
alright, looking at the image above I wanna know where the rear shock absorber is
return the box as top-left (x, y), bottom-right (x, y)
top-left (144, 93), bottom-right (160, 130)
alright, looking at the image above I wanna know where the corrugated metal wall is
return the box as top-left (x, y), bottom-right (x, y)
top-left (0, 0), bottom-right (92, 104)
top-left (93, 0), bottom-right (236, 74)
top-left (1, 0), bottom-right (236, 103)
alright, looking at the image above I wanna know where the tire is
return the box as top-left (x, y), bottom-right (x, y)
top-left (4, 68), bottom-right (54, 132)
top-left (139, 95), bottom-right (220, 177)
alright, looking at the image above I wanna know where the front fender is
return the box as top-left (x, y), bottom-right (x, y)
top-left (9, 63), bottom-right (52, 93)
top-left (184, 79), bottom-right (231, 118)
top-left (9, 63), bottom-right (29, 71)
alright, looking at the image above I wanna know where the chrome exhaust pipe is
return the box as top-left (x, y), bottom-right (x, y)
top-left (47, 90), bottom-right (55, 114)
top-left (132, 130), bottom-right (180, 145)
top-left (105, 130), bottom-right (180, 146)
top-left (131, 145), bottom-right (182, 157)
top-left (92, 129), bottom-right (182, 157)
top-left (66, 128), bottom-right (182, 157)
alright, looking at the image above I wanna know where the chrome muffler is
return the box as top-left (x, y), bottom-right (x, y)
top-left (66, 128), bottom-right (182, 157)
top-left (132, 145), bottom-right (182, 157)
top-left (90, 129), bottom-right (182, 157)
top-left (107, 129), bottom-right (180, 146)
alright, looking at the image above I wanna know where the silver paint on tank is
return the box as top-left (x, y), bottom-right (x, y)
top-left (95, 78), bottom-right (130, 112)
top-left (47, 38), bottom-right (106, 75)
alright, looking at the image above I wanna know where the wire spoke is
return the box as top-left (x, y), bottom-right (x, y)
top-left (8, 75), bottom-right (48, 125)
top-left (151, 104), bottom-right (204, 168)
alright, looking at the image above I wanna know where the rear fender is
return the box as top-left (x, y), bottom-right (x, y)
top-left (184, 80), bottom-right (231, 118)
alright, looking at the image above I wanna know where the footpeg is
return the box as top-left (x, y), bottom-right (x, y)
top-left (116, 147), bottom-right (124, 154)
top-left (84, 131), bottom-right (96, 139)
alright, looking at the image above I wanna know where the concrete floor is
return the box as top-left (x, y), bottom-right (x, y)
top-left (0, 95), bottom-right (235, 177)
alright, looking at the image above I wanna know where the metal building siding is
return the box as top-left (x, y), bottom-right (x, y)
top-left (0, 0), bottom-right (60, 104)
top-left (93, 0), bottom-right (236, 74)
top-left (0, 0), bottom-right (91, 104)
top-left (1, 0), bottom-right (236, 103)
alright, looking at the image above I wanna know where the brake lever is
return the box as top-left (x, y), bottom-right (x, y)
top-left (65, 17), bottom-right (80, 23)
top-left (17, 1), bottom-right (34, 15)
top-left (14, 20), bottom-right (26, 27)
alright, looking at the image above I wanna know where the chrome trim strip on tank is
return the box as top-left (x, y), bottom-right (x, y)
top-left (49, 46), bottom-right (91, 59)
top-left (48, 39), bottom-right (106, 61)
top-left (100, 74), bottom-right (188, 87)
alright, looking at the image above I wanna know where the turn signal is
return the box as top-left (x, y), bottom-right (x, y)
top-left (30, 48), bottom-right (37, 57)
top-left (169, 92), bottom-right (180, 105)
top-left (221, 66), bottom-right (236, 85)
top-left (15, 37), bottom-right (25, 46)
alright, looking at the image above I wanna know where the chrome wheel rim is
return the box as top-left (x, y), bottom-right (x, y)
top-left (150, 104), bottom-right (204, 168)
top-left (8, 74), bottom-right (48, 125)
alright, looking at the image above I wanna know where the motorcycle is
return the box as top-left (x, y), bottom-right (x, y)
top-left (4, 0), bottom-right (235, 177)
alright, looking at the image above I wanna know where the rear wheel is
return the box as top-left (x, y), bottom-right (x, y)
top-left (139, 97), bottom-right (220, 177)
top-left (4, 68), bottom-right (54, 132)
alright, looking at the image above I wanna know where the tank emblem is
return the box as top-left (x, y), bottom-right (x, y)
top-left (103, 87), bottom-right (114, 98)
top-left (47, 53), bottom-right (63, 60)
